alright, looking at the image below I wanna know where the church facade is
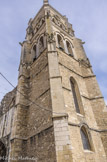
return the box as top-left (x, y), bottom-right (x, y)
top-left (0, 0), bottom-right (107, 161)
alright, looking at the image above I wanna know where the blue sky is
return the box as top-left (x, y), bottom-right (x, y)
top-left (0, 0), bottom-right (107, 104)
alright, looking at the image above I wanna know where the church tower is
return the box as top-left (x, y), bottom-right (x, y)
top-left (0, 0), bottom-right (107, 162)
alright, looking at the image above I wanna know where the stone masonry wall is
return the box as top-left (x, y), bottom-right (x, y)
top-left (85, 76), bottom-right (107, 156)
top-left (0, 88), bottom-right (16, 117)
top-left (26, 50), bottom-right (56, 161)
top-left (58, 49), bottom-right (107, 162)
top-left (27, 126), bottom-right (56, 162)
top-left (0, 88), bottom-right (16, 160)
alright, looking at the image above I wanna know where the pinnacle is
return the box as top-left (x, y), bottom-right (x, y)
top-left (44, 0), bottom-right (49, 5)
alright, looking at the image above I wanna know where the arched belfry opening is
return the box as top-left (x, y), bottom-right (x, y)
top-left (57, 34), bottom-right (64, 51)
top-left (0, 141), bottom-right (6, 162)
top-left (66, 41), bottom-right (74, 57)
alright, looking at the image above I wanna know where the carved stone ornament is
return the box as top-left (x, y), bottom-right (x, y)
top-left (79, 58), bottom-right (91, 68)
top-left (52, 14), bottom-right (75, 36)
top-left (52, 15), bottom-right (67, 31)
top-left (46, 10), bottom-right (51, 19)
top-left (34, 17), bottom-right (45, 34)
top-left (27, 18), bottom-right (34, 35)
top-left (26, 18), bottom-right (34, 40)
top-left (27, 25), bottom-right (33, 35)
top-left (68, 24), bottom-right (75, 36)
top-left (26, 17), bottom-right (45, 40)
top-left (46, 33), bottom-right (55, 43)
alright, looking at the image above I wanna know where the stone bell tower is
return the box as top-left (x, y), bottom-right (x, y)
top-left (0, 0), bottom-right (107, 162)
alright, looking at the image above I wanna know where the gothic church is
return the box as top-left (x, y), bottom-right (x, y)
top-left (0, 0), bottom-right (107, 162)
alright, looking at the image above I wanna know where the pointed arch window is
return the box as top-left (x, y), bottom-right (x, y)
top-left (66, 41), bottom-right (74, 57)
top-left (70, 77), bottom-right (84, 115)
top-left (80, 127), bottom-right (92, 150)
top-left (70, 79), bottom-right (80, 113)
top-left (57, 34), bottom-right (64, 51)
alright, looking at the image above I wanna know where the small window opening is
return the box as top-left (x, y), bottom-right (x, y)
top-left (30, 136), bottom-right (36, 145)
top-left (80, 127), bottom-right (91, 150)
top-left (30, 137), bottom-right (33, 145)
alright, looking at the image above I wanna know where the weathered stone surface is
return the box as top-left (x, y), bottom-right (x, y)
top-left (0, 1), bottom-right (107, 162)
top-left (0, 88), bottom-right (16, 117)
